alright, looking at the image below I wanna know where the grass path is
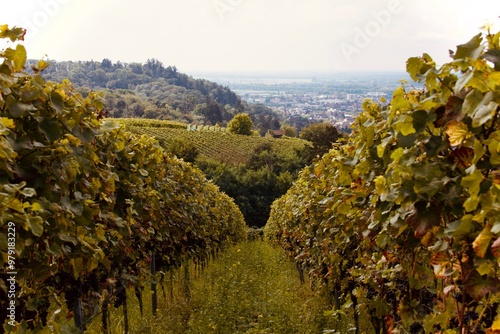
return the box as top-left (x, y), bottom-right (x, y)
top-left (84, 241), bottom-right (338, 333)
top-left (185, 241), bottom-right (332, 333)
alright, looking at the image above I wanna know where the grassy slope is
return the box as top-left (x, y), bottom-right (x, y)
top-left (117, 118), bottom-right (311, 165)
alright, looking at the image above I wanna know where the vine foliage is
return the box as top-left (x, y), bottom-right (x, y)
top-left (0, 25), bottom-right (246, 332)
top-left (266, 28), bottom-right (500, 333)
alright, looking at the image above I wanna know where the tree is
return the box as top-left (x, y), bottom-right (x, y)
top-left (167, 138), bottom-right (199, 163)
top-left (227, 113), bottom-right (253, 136)
top-left (101, 58), bottom-right (113, 69)
top-left (281, 124), bottom-right (297, 137)
top-left (299, 122), bottom-right (340, 159)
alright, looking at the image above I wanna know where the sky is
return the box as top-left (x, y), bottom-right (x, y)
top-left (1, 0), bottom-right (500, 76)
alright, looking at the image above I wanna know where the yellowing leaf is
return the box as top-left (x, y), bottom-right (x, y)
top-left (462, 169), bottom-right (484, 197)
top-left (491, 314), bottom-right (500, 330)
top-left (87, 257), bottom-right (99, 272)
top-left (377, 143), bottom-right (385, 158)
top-left (4, 44), bottom-right (26, 72)
top-left (473, 225), bottom-right (493, 258)
top-left (70, 258), bottom-right (83, 279)
top-left (337, 202), bottom-right (351, 215)
top-left (393, 117), bottom-right (416, 136)
top-left (0, 117), bottom-right (14, 128)
top-left (473, 139), bottom-right (486, 164)
top-left (464, 195), bottom-right (480, 212)
top-left (390, 147), bottom-right (405, 162)
top-left (445, 120), bottom-right (471, 146)
top-left (374, 176), bottom-right (387, 195)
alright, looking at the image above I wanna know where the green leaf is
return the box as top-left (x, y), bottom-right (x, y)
top-left (453, 215), bottom-right (473, 240)
top-left (463, 195), bottom-right (480, 212)
top-left (472, 139), bottom-right (486, 164)
top-left (491, 313), bottom-right (500, 330)
top-left (406, 57), bottom-right (424, 82)
top-left (27, 216), bottom-right (44, 237)
top-left (461, 168), bottom-right (483, 197)
top-left (487, 71), bottom-right (500, 90)
top-left (471, 92), bottom-right (498, 127)
top-left (50, 91), bottom-right (64, 114)
top-left (38, 118), bottom-right (62, 142)
top-left (453, 33), bottom-right (484, 60)
top-left (391, 87), bottom-right (412, 112)
top-left (462, 88), bottom-right (483, 117)
top-left (455, 70), bottom-right (473, 92)
top-left (412, 109), bottom-right (429, 133)
top-left (5, 94), bottom-right (34, 118)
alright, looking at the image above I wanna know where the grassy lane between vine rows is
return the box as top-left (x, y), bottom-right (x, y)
top-left (82, 240), bottom-right (360, 334)
top-left (186, 240), bottom-right (332, 333)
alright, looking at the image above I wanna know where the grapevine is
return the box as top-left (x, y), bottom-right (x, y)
top-left (266, 28), bottom-right (500, 333)
top-left (0, 25), bottom-right (246, 332)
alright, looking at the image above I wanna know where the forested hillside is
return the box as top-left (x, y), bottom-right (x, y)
top-left (33, 58), bottom-right (282, 133)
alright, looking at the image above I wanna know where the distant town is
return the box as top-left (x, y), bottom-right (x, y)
top-left (198, 71), bottom-right (413, 131)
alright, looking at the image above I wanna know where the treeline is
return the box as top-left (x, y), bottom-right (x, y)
top-left (32, 58), bottom-right (282, 133)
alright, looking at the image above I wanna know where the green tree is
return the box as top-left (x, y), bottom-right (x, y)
top-left (167, 137), bottom-right (199, 163)
top-left (299, 122), bottom-right (340, 158)
top-left (282, 124), bottom-right (297, 137)
top-left (227, 113), bottom-right (253, 136)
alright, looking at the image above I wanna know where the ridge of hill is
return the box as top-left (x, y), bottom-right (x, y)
top-left (119, 118), bottom-right (311, 166)
top-left (33, 58), bottom-right (282, 134)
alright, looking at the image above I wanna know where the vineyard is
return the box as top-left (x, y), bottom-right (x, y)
top-left (119, 118), bottom-right (311, 165)
top-left (0, 26), bottom-right (246, 333)
top-left (265, 29), bottom-right (500, 333)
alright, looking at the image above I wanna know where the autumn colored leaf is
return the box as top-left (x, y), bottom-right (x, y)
top-left (473, 225), bottom-right (494, 258)
top-left (406, 201), bottom-right (442, 238)
top-left (463, 270), bottom-right (500, 301)
top-left (445, 120), bottom-right (471, 146)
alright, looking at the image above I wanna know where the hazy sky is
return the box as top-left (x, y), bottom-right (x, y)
top-left (1, 0), bottom-right (500, 75)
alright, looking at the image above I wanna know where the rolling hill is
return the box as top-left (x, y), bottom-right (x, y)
top-left (118, 118), bottom-right (311, 166)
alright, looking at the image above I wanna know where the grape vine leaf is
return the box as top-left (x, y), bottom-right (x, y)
top-left (453, 33), bottom-right (484, 61)
top-left (463, 269), bottom-right (500, 301)
top-left (473, 225), bottom-right (493, 258)
top-left (406, 201), bottom-right (441, 238)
